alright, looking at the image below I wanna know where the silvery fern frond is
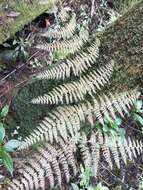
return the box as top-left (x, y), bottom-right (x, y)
top-left (31, 61), bottom-right (114, 105)
top-left (59, 8), bottom-right (70, 22)
top-left (36, 38), bottom-right (100, 80)
top-left (40, 14), bottom-right (76, 39)
top-left (79, 131), bottom-right (143, 176)
top-left (19, 89), bottom-right (140, 150)
top-left (7, 140), bottom-right (76, 190)
top-left (7, 133), bottom-right (143, 190)
top-left (35, 30), bottom-right (89, 55)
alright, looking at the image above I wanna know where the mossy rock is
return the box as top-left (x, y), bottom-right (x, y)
top-left (7, 79), bottom-right (58, 138)
top-left (0, 0), bottom-right (57, 44)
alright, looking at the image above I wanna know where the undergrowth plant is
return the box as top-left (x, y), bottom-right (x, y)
top-left (0, 105), bottom-right (20, 175)
top-left (5, 1), bottom-right (143, 190)
top-left (131, 100), bottom-right (143, 126)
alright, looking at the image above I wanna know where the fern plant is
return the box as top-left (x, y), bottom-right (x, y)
top-left (6, 2), bottom-right (142, 190)
top-left (39, 13), bottom-right (77, 39)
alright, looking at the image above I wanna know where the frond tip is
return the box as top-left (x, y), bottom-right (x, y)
top-left (40, 14), bottom-right (76, 39)
top-left (19, 89), bottom-right (140, 150)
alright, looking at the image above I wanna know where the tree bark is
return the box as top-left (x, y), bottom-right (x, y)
top-left (0, 0), bottom-right (57, 44)
top-left (97, 0), bottom-right (143, 91)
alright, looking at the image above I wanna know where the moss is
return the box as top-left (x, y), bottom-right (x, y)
top-left (97, 0), bottom-right (143, 90)
top-left (0, 0), bottom-right (57, 44)
top-left (7, 79), bottom-right (57, 137)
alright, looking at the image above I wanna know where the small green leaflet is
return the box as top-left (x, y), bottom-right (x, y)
top-left (1, 105), bottom-right (9, 118)
top-left (136, 100), bottom-right (142, 110)
top-left (0, 124), bottom-right (5, 142)
top-left (4, 139), bottom-right (21, 152)
top-left (2, 151), bottom-right (13, 175)
top-left (134, 113), bottom-right (143, 125)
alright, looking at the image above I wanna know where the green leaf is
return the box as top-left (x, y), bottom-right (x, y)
top-left (2, 151), bottom-right (13, 175)
top-left (139, 109), bottom-right (143, 114)
top-left (136, 101), bottom-right (142, 110)
top-left (115, 118), bottom-right (122, 126)
top-left (110, 129), bottom-right (117, 137)
top-left (1, 105), bottom-right (9, 118)
top-left (0, 125), bottom-right (5, 142)
top-left (4, 140), bottom-right (21, 152)
top-left (88, 187), bottom-right (95, 190)
top-left (134, 114), bottom-right (143, 126)
top-left (104, 116), bottom-right (113, 124)
top-left (103, 125), bottom-right (109, 132)
top-left (111, 123), bottom-right (118, 129)
top-left (95, 183), bottom-right (109, 190)
top-left (71, 183), bottom-right (79, 190)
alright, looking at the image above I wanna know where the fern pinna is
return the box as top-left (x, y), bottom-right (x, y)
top-left (7, 2), bottom-right (142, 190)
top-left (7, 133), bottom-right (143, 190)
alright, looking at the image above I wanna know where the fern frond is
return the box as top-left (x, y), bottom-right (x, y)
top-left (40, 14), bottom-right (76, 39)
top-left (59, 8), bottom-right (70, 22)
top-left (32, 61), bottom-right (114, 105)
top-left (7, 140), bottom-right (76, 190)
top-left (79, 131), bottom-right (143, 176)
top-left (36, 38), bottom-right (100, 80)
top-left (36, 30), bottom-right (89, 55)
top-left (19, 89), bottom-right (140, 149)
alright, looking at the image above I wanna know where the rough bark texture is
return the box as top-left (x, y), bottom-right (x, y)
top-left (97, 0), bottom-right (143, 91)
top-left (0, 0), bottom-right (57, 44)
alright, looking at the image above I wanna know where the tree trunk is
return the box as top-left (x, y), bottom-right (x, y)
top-left (97, 0), bottom-right (143, 91)
top-left (0, 0), bottom-right (57, 44)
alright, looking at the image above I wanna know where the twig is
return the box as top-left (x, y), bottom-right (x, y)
top-left (91, 0), bottom-right (95, 18)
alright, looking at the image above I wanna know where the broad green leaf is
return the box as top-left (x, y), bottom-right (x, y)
top-left (4, 140), bottom-right (21, 152)
top-left (2, 151), bottom-right (13, 175)
top-left (1, 105), bottom-right (9, 118)
top-left (0, 125), bottom-right (5, 142)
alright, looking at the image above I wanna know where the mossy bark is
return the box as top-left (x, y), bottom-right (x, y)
top-left (0, 0), bottom-right (57, 44)
top-left (97, 0), bottom-right (143, 91)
